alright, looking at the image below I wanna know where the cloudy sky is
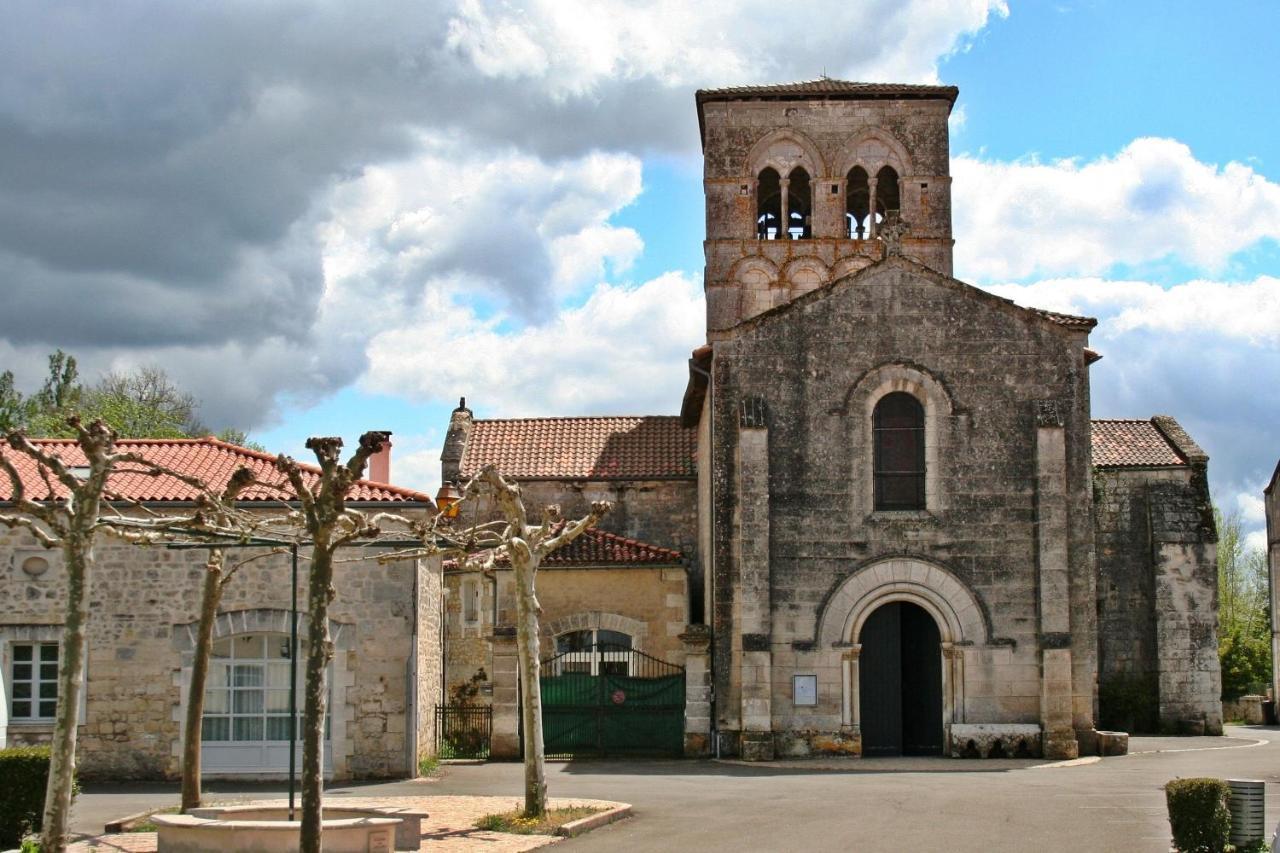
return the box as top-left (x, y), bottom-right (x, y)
top-left (2, 1), bottom-right (1277, 548)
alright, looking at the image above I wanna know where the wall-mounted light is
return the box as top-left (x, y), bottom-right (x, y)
top-left (435, 481), bottom-right (463, 520)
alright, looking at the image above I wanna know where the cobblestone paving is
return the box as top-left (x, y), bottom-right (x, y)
top-left (65, 796), bottom-right (626, 853)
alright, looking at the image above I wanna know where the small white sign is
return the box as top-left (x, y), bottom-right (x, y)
top-left (792, 674), bottom-right (817, 706)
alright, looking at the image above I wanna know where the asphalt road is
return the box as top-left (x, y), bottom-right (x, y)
top-left (71, 725), bottom-right (1280, 852)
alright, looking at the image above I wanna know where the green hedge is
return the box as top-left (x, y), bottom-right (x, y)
top-left (1165, 777), bottom-right (1230, 853)
top-left (0, 746), bottom-right (55, 847)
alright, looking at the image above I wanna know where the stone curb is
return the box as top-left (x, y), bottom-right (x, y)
top-left (556, 803), bottom-right (633, 838)
top-left (104, 809), bottom-right (156, 833)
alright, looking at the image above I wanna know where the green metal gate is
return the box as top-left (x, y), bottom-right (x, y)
top-left (537, 643), bottom-right (684, 758)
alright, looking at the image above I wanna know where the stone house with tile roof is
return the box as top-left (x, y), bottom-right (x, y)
top-left (440, 79), bottom-right (1222, 762)
top-left (0, 436), bottom-right (441, 780)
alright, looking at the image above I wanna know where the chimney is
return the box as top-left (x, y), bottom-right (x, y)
top-left (367, 433), bottom-right (393, 483)
top-left (440, 397), bottom-right (474, 484)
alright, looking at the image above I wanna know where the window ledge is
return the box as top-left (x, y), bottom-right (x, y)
top-left (6, 720), bottom-right (57, 729)
top-left (866, 510), bottom-right (937, 524)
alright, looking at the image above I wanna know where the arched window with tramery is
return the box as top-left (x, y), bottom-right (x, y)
top-left (756, 167), bottom-right (782, 239)
top-left (786, 167), bottom-right (812, 239)
top-left (876, 165), bottom-right (901, 227)
top-left (873, 392), bottom-right (925, 511)
top-left (846, 166), bottom-right (870, 238)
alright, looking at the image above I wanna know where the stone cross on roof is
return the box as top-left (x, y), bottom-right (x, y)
top-left (878, 210), bottom-right (910, 256)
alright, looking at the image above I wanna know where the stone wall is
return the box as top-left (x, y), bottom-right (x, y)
top-left (443, 565), bottom-right (689, 700)
top-left (0, 520), bottom-right (442, 780)
top-left (707, 257), bottom-right (1097, 756)
top-left (1093, 460), bottom-right (1221, 734)
top-left (1093, 468), bottom-right (1166, 731)
top-left (516, 479), bottom-right (697, 558)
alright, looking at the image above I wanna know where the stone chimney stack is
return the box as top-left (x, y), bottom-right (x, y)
top-left (440, 397), bottom-right (474, 484)
top-left (367, 433), bottom-right (393, 483)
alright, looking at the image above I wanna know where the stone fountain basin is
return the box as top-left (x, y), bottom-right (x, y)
top-left (155, 803), bottom-right (427, 852)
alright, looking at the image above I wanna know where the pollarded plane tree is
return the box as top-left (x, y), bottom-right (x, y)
top-left (376, 463), bottom-right (611, 819)
top-left (0, 418), bottom-right (263, 853)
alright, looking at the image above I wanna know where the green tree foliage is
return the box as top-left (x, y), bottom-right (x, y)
top-left (1216, 506), bottom-right (1271, 699)
top-left (3, 350), bottom-right (260, 446)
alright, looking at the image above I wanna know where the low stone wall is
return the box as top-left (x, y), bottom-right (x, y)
top-left (949, 723), bottom-right (1043, 758)
top-left (153, 813), bottom-right (401, 853)
top-left (187, 803), bottom-right (426, 850)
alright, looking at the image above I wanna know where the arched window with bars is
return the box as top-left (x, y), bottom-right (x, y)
top-left (873, 392), bottom-right (925, 511)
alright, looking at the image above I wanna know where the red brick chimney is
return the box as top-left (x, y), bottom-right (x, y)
top-left (367, 433), bottom-right (392, 484)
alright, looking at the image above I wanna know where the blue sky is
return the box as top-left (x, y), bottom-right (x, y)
top-left (1, 1), bottom-right (1276, 547)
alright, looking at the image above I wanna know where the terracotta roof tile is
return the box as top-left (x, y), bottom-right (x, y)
top-left (1030, 308), bottom-right (1097, 330)
top-left (447, 527), bottom-right (683, 569)
top-left (0, 437), bottom-right (432, 504)
top-left (460, 417), bottom-right (695, 480)
top-left (1091, 420), bottom-right (1187, 468)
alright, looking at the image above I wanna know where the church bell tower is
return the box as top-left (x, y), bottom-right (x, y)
top-left (695, 80), bottom-right (958, 340)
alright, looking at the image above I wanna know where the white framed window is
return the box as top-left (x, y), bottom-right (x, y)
top-left (551, 629), bottom-right (633, 676)
top-left (202, 634), bottom-right (327, 743)
top-left (10, 643), bottom-right (58, 721)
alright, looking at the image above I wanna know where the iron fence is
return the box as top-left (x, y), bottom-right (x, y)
top-left (435, 704), bottom-right (492, 759)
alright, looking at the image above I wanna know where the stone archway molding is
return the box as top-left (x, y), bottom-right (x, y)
top-left (172, 607), bottom-right (356, 652)
top-left (542, 611), bottom-right (648, 651)
top-left (817, 557), bottom-right (990, 733)
top-left (817, 557), bottom-right (989, 648)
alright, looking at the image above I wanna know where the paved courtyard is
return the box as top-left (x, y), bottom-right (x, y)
top-left (69, 726), bottom-right (1280, 852)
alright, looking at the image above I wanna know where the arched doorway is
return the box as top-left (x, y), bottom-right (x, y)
top-left (858, 601), bottom-right (943, 756)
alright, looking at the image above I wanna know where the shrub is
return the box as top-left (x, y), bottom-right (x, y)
top-left (1164, 777), bottom-right (1230, 853)
top-left (0, 746), bottom-right (57, 848)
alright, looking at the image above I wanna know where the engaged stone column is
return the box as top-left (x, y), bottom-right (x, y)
top-left (489, 626), bottom-right (521, 759)
top-left (778, 177), bottom-right (790, 239)
top-left (736, 395), bottom-right (774, 760)
top-left (1035, 401), bottom-right (1079, 760)
top-left (681, 625), bottom-right (713, 757)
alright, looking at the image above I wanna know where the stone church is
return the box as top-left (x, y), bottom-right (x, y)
top-left (441, 80), bottom-right (1222, 761)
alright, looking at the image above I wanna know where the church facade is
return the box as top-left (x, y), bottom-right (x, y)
top-left (441, 80), bottom-right (1222, 761)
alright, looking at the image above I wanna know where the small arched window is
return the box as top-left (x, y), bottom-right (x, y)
top-left (876, 166), bottom-right (900, 223)
top-left (787, 167), bottom-right (812, 239)
top-left (756, 167), bottom-right (782, 239)
top-left (552, 629), bottom-right (634, 676)
top-left (846, 166), bottom-right (870, 238)
top-left (873, 392), bottom-right (925, 511)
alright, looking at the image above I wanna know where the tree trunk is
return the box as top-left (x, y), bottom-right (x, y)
top-left (512, 548), bottom-right (547, 818)
top-left (300, 545), bottom-right (335, 853)
top-left (39, 533), bottom-right (92, 853)
top-left (181, 550), bottom-right (224, 812)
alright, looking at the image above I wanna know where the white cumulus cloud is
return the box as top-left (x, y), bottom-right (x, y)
top-left (954, 138), bottom-right (1280, 281)
top-left (361, 272), bottom-right (705, 416)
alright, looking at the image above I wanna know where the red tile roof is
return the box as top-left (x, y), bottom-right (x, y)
top-left (1090, 420), bottom-right (1188, 468)
top-left (544, 528), bottom-right (683, 567)
top-left (0, 437), bottom-right (432, 504)
top-left (1030, 308), bottom-right (1097, 330)
top-left (460, 417), bottom-right (695, 480)
top-left (447, 527), bottom-right (683, 570)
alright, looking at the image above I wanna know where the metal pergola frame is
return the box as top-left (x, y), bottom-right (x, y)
top-left (165, 531), bottom-right (427, 818)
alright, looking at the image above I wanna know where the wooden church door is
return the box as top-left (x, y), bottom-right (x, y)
top-left (858, 601), bottom-right (944, 756)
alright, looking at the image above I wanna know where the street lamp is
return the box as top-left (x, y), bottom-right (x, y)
top-left (435, 481), bottom-right (463, 520)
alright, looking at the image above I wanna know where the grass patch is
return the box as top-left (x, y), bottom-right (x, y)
top-left (418, 754), bottom-right (441, 777)
top-left (474, 806), bottom-right (605, 835)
